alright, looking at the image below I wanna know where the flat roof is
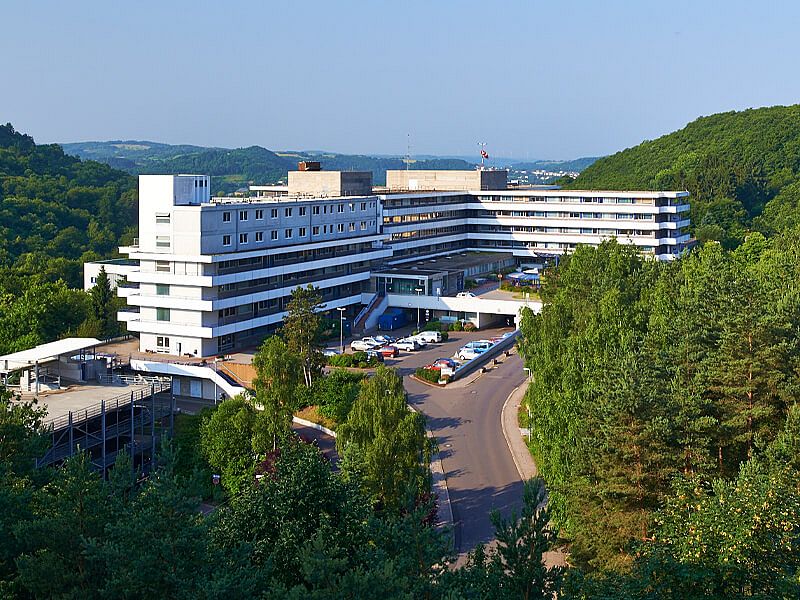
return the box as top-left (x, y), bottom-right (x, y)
top-left (379, 251), bottom-right (516, 276)
top-left (0, 338), bottom-right (101, 373)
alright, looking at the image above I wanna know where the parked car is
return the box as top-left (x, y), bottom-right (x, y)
top-left (394, 338), bottom-right (422, 352)
top-left (415, 330), bottom-right (442, 343)
top-left (463, 340), bottom-right (492, 351)
top-left (376, 345), bottom-right (399, 358)
top-left (364, 349), bottom-right (385, 362)
top-left (374, 335), bottom-right (397, 345)
top-left (426, 358), bottom-right (457, 371)
top-left (458, 347), bottom-right (485, 361)
top-left (456, 291), bottom-right (476, 298)
top-left (350, 337), bottom-right (381, 351)
top-left (323, 348), bottom-right (341, 357)
top-left (408, 335), bottom-right (428, 347)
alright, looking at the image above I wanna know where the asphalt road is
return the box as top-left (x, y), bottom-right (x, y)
top-left (389, 328), bottom-right (526, 556)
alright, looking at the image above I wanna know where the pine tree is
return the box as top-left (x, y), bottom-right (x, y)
top-left (89, 266), bottom-right (115, 338)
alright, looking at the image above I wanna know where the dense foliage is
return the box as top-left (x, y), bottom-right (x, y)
top-left (0, 125), bottom-right (134, 353)
top-left (519, 237), bottom-right (800, 577)
top-left (0, 124), bottom-right (136, 276)
top-left (571, 105), bottom-right (800, 246)
top-left (0, 383), bottom-right (566, 598)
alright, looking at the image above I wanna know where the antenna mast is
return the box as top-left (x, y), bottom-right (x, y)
top-left (478, 142), bottom-right (488, 169)
top-left (406, 133), bottom-right (411, 172)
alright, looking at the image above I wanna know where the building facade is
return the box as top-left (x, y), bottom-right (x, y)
top-left (101, 170), bottom-right (690, 356)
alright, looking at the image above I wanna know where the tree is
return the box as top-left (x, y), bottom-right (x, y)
top-left (252, 336), bottom-right (302, 450)
top-left (337, 366), bottom-right (431, 512)
top-left (449, 478), bottom-right (563, 600)
top-left (281, 285), bottom-right (325, 388)
top-left (199, 396), bottom-right (269, 495)
top-left (89, 265), bottom-right (115, 338)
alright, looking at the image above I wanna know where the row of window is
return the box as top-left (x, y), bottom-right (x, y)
top-left (476, 195), bottom-right (661, 205)
top-left (221, 201), bottom-right (375, 224)
top-left (220, 221), bottom-right (374, 246)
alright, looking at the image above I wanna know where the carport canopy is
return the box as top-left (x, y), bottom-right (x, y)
top-left (0, 338), bottom-right (102, 374)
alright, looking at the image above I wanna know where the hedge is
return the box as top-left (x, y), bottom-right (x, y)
top-left (327, 351), bottom-right (381, 369)
top-left (415, 367), bottom-right (443, 384)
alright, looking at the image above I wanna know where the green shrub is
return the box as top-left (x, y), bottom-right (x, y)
top-left (451, 321), bottom-right (463, 332)
top-left (415, 367), bottom-right (442, 384)
top-left (327, 351), bottom-right (380, 369)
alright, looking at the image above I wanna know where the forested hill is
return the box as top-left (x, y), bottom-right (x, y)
top-left (0, 124), bottom-right (137, 354)
top-left (63, 141), bottom-right (479, 190)
top-left (570, 105), bottom-right (800, 247)
top-left (0, 123), bottom-right (136, 283)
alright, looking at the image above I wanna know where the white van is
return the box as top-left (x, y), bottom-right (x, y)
top-left (415, 330), bottom-right (442, 343)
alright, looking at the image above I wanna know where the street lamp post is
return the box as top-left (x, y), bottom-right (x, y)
top-left (337, 306), bottom-right (346, 354)
top-left (414, 287), bottom-right (423, 331)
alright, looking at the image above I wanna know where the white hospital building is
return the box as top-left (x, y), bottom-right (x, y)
top-left (97, 166), bottom-right (690, 357)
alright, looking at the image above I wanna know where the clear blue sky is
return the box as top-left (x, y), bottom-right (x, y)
top-left (3, 0), bottom-right (799, 159)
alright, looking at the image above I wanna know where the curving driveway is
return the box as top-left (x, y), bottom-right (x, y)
top-left (401, 340), bottom-right (526, 557)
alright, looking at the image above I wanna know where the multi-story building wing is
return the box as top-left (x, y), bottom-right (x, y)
top-left (118, 175), bottom-right (388, 357)
top-left (102, 168), bottom-right (690, 357)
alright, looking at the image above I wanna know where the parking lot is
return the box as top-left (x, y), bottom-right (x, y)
top-left (331, 325), bottom-right (516, 377)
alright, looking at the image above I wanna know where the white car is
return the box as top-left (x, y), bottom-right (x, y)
top-left (408, 335), bottom-right (428, 347)
top-left (350, 337), bottom-right (381, 351)
top-left (458, 348), bottom-right (484, 361)
top-left (414, 330), bottom-right (442, 343)
top-left (456, 291), bottom-right (476, 298)
top-left (394, 338), bottom-right (422, 352)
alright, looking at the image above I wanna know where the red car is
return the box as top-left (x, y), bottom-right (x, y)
top-left (425, 358), bottom-right (457, 371)
top-left (376, 345), bottom-right (399, 358)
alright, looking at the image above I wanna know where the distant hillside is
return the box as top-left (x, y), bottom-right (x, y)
top-left (510, 157), bottom-right (599, 172)
top-left (0, 124), bottom-right (137, 285)
top-left (63, 141), bottom-right (480, 190)
top-left (63, 141), bottom-right (291, 192)
top-left (570, 105), bottom-right (800, 246)
top-left (278, 151), bottom-right (476, 185)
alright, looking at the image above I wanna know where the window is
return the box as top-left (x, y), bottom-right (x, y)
top-left (239, 233), bottom-right (248, 244)
top-left (312, 206), bottom-right (320, 215)
top-left (156, 212), bottom-right (171, 224)
top-left (156, 284), bottom-right (169, 296)
top-left (338, 204), bottom-right (344, 213)
top-left (155, 261), bottom-right (170, 273)
top-left (299, 227), bottom-right (306, 237)
top-left (156, 336), bottom-right (169, 348)
top-left (285, 228), bottom-right (293, 239)
top-left (349, 203), bottom-right (355, 212)
top-left (360, 202), bottom-right (367, 211)
top-left (239, 210), bottom-right (248, 221)
top-left (299, 207), bottom-right (306, 216)
top-left (323, 205), bottom-right (328, 214)
top-left (271, 230), bottom-right (278, 240)
top-left (360, 221), bottom-right (367, 230)
top-left (223, 211), bottom-right (231, 222)
top-left (219, 307), bottom-right (236, 318)
top-left (312, 226), bottom-right (320, 235)
top-left (155, 236), bottom-right (170, 248)
top-left (285, 208), bottom-right (293, 217)
top-left (255, 209), bottom-right (263, 219)
top-left (255, 231), bottom-right (263, 242)
top-left (337, 223), bottom-right (344, 233)
top-left (348, 222), bottom-right (355, 232)
top-left (271, 208), bottom-right (278, 218)
top-left (156, 308), bottom-right (170, 322)
top-left (222, 235), bottom-right (231, 246)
